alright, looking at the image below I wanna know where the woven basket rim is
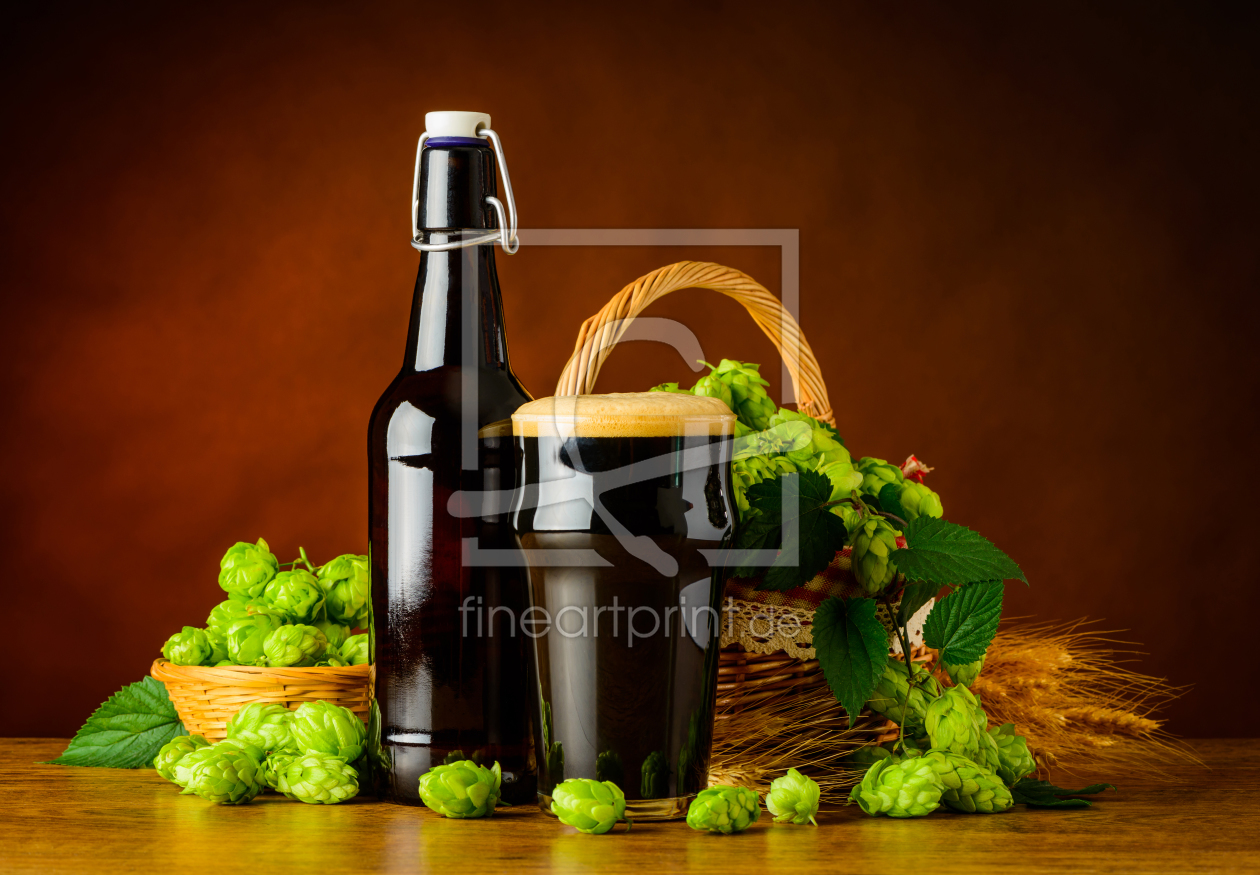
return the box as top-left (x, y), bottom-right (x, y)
top-left (151, 658), bottom-right (371, 683)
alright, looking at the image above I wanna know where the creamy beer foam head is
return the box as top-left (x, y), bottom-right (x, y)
top-left (512, 392), bottom-right (735, 438)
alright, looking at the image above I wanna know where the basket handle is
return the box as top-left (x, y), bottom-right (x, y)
top-left (554, 261), bottom-right (834, 425)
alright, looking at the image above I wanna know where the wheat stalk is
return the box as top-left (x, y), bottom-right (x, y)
top-left (710, 619), bottom-right (1196, 800)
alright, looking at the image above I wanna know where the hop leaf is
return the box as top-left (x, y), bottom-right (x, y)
top-left (1010, 779), bottom-right (1117, 809)
top-left (45, 676), bottom-right (186, 769)
top-left (814, 597), bottom-right (889, 728)
top-left (892, 517), bottom-right (1026, 586)
top-left (746, 471), bottom-right (848, 593)
top-left (923, 582), bottom-right (1004, 667)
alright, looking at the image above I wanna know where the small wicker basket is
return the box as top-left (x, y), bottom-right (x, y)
top-left (151, 659), bottom-right (372, 741)
top-left (556, 260), bottom-right (923, 715)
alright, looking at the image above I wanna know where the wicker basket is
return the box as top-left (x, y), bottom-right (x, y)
top-left (555, 260), bottom-right (919, 715)
top-left (151, 659), bottom-right (373, 741)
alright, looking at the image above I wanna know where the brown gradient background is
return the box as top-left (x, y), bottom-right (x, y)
top-left (2, 1), bottom-right (1257, 738)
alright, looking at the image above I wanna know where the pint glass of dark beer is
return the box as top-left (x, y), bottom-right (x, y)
top-left (510, 392), bottom-right (736, 820)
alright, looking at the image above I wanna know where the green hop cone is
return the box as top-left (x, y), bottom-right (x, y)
top-left (262, 751), bottom-right (299, 791)
top-left (180, 744), bottom-right (264, 804)
top-left (595, 750), bottom-right (624, 785)
top-left (925, 685), bottom-right (990, 761)
top-left (419, 760), bottom-right (502, 818)
top-left (172, 746), bottom-right (219, 788)
top-left (204, 627), bottom-right (229, 664)
top-left (312, 619), bottom-right (350, 651)
top-left (686, 785), bottom-right (761, 834)
top-left (731, 453), bottom-right (797, 516)
top-left (551, 778), bottom-right (630, 835)
top-left (640, 750), bottom-right (668, 798)
top-left (766, 768), bottom-right (820, 826)
top-left (856, 457), bottom-right (905, 499)
top-left (290, 700), bottom-right (366, 761)
top-left (851, 516), bottom-right (903, 594)
top-left (162, 626), bottom-right (215, 666)
top-left (215, 738), bottom-right (266, 762)
top-left (690, 371), bottom-right (735, 412)
top-left (263, 624), bottom-right (328, 667)
top-left (849, 756), bottom-right (944, 818)
top-left (866, 659), bottom-right (943, 738)
top-left (768, 409), bottom-right (849, 469)
top-left (817, 457), bottom-right (863, 501)
top-left (317, 554), bottom-right (371, 628)
top-left (711, 360), bottom-right (776, 431)
top-left (944, 655), bottom-right (985, 688)
top-left (735, 419), bottom-right (812, 459)
top-left (218, 538), bottom-right (279, 602)
top-left (649, 382), bottom-right (690, 394)
top-left (919, 750), bottom-right (1014, 814)
top-left (315, 656), bottom-right (347, 667)
top-left (226, 702), bottom-right (294, 753)
top-left (339, 633), bottom-right (369, 666)
top-left (899, 479), bottom-right (944, 521)
top-left (262, 569), bottom-right (325, 624)
top-left (989, 723), bottom-right (1037, 786)
top-left (153, 735), bottom-right (210, 783)
top-left (224, 609), bottom-right (284, 666)
top-left (206, 600), bottom-right (261, 655)
top-left (830, 503), bottom-right (864, 535)
top-left (276, 752), bottom-right (359, 804)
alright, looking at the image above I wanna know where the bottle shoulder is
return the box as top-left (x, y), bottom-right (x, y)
top-left (369, 366), bottom-right (532, 429)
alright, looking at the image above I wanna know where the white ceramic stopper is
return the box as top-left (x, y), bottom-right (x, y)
top-left (424, 111), bottom-right (491, 138)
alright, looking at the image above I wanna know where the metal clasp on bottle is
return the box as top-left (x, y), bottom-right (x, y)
top-left (410, 124), bottom-right (520, 254)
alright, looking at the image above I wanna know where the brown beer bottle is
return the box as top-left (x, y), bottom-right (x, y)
top-left (367, 112), bottom-right (534, 805)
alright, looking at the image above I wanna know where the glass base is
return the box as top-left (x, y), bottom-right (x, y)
top-left (538, 792), bottom-right (695, 822)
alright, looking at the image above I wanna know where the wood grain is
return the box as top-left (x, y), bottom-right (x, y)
top-left (2, 739), bottom-right (1257, 874)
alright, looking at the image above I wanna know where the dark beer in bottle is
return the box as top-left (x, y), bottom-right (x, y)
top-left (368, 111), bottom-right (534, 805)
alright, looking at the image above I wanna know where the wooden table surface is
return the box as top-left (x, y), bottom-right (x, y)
top-left (2, 738), bottom-right (1257, 874)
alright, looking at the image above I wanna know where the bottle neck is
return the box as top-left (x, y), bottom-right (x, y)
top-left (404, 243), bottom-right (511, 372)
top-left (404, 142), bottom-right (511, 374)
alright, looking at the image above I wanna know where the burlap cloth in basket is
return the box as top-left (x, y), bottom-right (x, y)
top-left (721, 547), bottom-right (931, 660)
